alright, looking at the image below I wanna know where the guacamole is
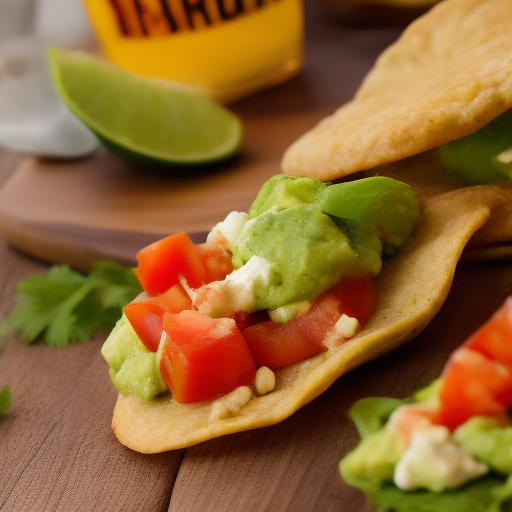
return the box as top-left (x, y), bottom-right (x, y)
top-left (103, 175), bottom-right (420, 402)
top-left (341, 387), bottom-right (512, 512)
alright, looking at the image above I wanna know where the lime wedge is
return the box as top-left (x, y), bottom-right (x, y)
top-left (48, 47), bottom-right (243, 166)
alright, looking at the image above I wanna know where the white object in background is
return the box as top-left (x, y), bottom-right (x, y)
top-left (0, 37), bottom-right (98, 158)
top-left (35, 0), bottom-right (95, 49)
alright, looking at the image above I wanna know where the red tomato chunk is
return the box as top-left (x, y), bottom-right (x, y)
top-left (438, 297), bottom-right (512, 430)
top-left (159, 310), bottom-right (256, 404)
top-left (133, 232), bottom-right (234, 296)
top-left (242, 276), bottom-right (375, 369)
top-left (124, 284), bottom-right (192, 352)
top-left (134, 232), bottom-right (207, 294)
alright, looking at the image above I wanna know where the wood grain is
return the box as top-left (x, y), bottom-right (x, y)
top-left (0, 151), bottom-right (181, 512)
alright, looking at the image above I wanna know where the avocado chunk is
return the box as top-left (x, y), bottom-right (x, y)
top-left (454, 417), bottom-right (512, 475)
top-left (320, 176), bottom-right (420, 248)
top-left (340, 427), bottom-right (403, 489)
top-left (248, 174), bottom-right (327, 218)
top-left (101, 315), bottom-right (167, 401)
top-left (234, 204), bottom-right (381, 310)
top-left (439, 108), bottom-right (512, 183)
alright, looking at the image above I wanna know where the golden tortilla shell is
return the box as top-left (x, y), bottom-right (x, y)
top-left (113, 189), bottom-right (491, 453)
top-left (282, 0), bottom-right (512, 181)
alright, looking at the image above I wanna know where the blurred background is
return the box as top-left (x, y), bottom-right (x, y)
top-left (0, 0), bottom-right (440, 161)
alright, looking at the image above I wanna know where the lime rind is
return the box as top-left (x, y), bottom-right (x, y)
top-left (48, 47), bottom-right (243, 166)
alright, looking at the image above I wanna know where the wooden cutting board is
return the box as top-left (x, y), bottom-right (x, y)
top-left (0, 12), bottom-right (403, 272)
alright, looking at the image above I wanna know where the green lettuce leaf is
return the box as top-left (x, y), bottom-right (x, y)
top-left (365, 475), bottom-right (508, 512)
top-left (348, 396), bottom-right (405, 439)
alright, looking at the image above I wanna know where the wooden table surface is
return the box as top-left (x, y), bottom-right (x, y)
top-left (2, 4), bottom-right (512, 512)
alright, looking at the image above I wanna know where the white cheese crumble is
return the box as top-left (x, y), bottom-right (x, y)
top-left (224, 256), bottom-right (273, 312)
top-left (323, 314), bottom-right (360, 350)
top-left (196, 256), bottom-right (273, 317)
top-left (209, 386), bottom-right (253, 422)
top-left (207, 211), bottom-right (249, 248)
top-left (334, 314), bottom-right (360, 338)
top-left (254, 366), bottom-right (275, 395)
top-left (393, 424), bottom-right (488, 492)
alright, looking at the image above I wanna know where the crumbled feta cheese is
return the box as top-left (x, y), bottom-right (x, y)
top-left (323, 314), bottom-right (360, 350)
top-left (207, 211), bottom-right (249, 248)
top-left (393, 424), bottom-right (488, 492)
top-left (223, 256), bottom-right (273, 312)
top-left (334, 314), bottom-right (360, 338)
top-left (209, 386), bottom-right (253, 422)
top-left (193, 256), bottom-right (273, 318)
top-left (254, 366), bottom-right (275, 395)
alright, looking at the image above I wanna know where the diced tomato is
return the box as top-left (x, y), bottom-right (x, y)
top-left (464, 297), bottom-right (512, 369)
top-left (133, 232), bottom-right (234, 296)
top-left (439, 347), bottom-right (512, 430)
top-left (159, 310), bottom-right (256, 404)
top-left (437, 298), bottom-right (512, 430)
top-left (133, 232), bottom-right (208, 295)
top-left (335, 275), bottom-right (375, 325)
top-left (242, 276), bottom-right (375, 369)
top-left (124, 285), bottom-right (192, 352)
top-left (196, 233), bottom-right (233, 283)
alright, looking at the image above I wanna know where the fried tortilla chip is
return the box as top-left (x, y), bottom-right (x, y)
top-left (282, 0), bottom-right (512, 182)
top-left (113, 190), bottom-right (490, 453)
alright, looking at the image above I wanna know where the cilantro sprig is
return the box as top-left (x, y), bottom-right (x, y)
top-left (1, 261), bottom-right (142, 347)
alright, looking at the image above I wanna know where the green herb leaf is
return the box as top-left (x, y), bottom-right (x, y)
top-left (1, 261), bottom-right (142, 347)
top-left (363, 475), bottom-right (509, 512)
top-left (0, 386), bottom-right (11, 413)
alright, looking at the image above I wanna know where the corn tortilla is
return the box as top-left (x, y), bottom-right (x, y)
top-left (113, 189), bottom-right (490, 453)
top-left (282, 0), bottom-right (512, 182)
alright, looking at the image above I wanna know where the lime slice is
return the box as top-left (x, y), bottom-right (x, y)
top-left (48, 47), bottom-right (243, 166)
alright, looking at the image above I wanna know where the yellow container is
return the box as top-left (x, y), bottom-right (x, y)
top-left (83, 0), bottom-right (304, 103)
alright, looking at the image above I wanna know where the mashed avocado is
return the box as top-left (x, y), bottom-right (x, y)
top-left (248, 174), bottom-right (420, 249)
top-left (454, 417), bottom-right (512, 475)
top-left (101, 315), bottom-right (166, 401)
top-left (232, 175), bottom-right (418, 311)
top-left (233, 204), bottom-right (382, 310)
top-left (341, 427), bottom-right (402, 488)
top-left (340, 383), bottom-right (512, 512)
top-left (248, 174), bottom-right (327, 218)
